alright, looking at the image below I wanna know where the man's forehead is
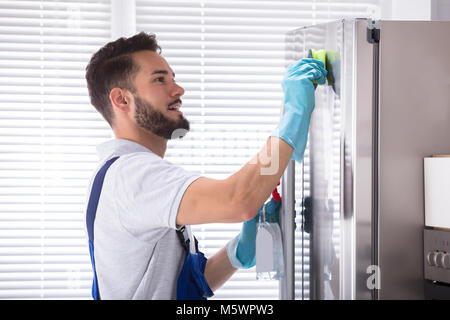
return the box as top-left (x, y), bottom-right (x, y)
top-left (132, 50), bottom-right (174, 75)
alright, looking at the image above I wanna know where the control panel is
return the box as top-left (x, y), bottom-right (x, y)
top-left (424, 228), bottom-right (450, 284)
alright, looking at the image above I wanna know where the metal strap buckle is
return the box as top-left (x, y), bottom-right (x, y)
top-left (176, 226), bottom-right (199, 253)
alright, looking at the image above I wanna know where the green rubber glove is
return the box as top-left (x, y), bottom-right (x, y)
top-left (226, 197), bottom-right (281, 269)
top-left (271, 58), bottom-right (327, 163)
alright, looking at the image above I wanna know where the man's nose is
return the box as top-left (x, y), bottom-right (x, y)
top-left (172, 82), bottom-right (185, 97)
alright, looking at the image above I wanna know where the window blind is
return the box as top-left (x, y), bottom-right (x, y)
top-left (136, 0), bottom-right (380, 300)
top-left (0, 0), bottom-right (111, 299)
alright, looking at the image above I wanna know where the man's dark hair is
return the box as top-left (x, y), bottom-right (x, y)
top-left (85, 32), bottom-right (161, 127)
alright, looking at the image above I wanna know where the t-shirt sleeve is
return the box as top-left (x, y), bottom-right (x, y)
top-left (112, 152), bottom-right (201, 241)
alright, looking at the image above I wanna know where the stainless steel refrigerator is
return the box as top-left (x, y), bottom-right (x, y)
top-left (278, 19), bottom-right (450, 300)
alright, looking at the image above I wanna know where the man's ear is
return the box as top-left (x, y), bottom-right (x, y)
top-left (109, 88), bottom-right (131, 113)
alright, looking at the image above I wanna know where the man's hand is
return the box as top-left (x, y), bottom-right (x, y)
top-left (271, 58), bottom-right (327, 162)
top-left (226, 197), bottom-right (281, 269)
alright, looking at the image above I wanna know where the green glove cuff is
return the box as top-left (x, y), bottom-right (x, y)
top-left (271, 108), bottom-right (312, 162)
top-left (226, 235), bottom-right (246, 269)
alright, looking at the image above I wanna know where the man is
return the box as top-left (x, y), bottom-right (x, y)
top-left (84, 32), bottom-right (326, 299)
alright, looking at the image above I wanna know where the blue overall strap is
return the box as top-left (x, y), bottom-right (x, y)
top-left (86, 156), bottom-right (120, 300)
top-left (177, 226), bottom-right (199, 253)
top-left (176, 226), bottom-right (214, 300)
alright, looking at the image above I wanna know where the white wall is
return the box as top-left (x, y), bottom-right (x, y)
top-left (432, 0), bottom-right (450, 20)
top-left (381, 0), bottom-right (450, 20)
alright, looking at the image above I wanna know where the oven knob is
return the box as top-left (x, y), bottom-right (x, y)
top-left (442, 253), bottom-right (450, 269)
top-left (427, 251), bottom-right (436, 266)
top-left (434, 252), bottom-right (445, 268)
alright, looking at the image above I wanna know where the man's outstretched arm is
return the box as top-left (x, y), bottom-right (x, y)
top-left (203, 137), bottom-right (293, 292)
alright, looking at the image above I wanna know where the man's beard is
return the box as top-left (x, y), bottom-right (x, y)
top-left (134, 94), bottom-right (190, 139)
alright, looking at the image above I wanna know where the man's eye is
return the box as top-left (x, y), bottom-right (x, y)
top-left (155, 77), bottom-right (165, 83)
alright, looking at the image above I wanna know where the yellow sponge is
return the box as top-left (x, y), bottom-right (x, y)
top-left (309, 49), bottom-right (327, 66)
top-left (307, 49), bottom-right (339, 91)
top-left (308, 49), bottom-right (327, 85)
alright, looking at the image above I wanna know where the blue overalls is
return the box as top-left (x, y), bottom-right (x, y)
top-left (86, 156), bottom-right (213, 300)
top-left (175, 225), bottom-right (213, 300)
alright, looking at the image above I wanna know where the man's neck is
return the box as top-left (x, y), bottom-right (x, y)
top-left (114, 128), bottom-right (167, 158)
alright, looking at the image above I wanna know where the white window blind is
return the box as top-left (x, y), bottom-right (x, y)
top-left (0, 0), bottom-right (380, 300)
top-left (136, 0), bottom-right (380, 300)
top-left (0, 0), bottom-right (111, 299)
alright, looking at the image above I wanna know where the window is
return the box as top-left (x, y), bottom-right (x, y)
top-left (0, 0), bottom-right (380, 299)
top-left (0, 0), bottom-right (111, 299)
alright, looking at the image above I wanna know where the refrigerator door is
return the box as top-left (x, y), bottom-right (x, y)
top-left (284, 19), bottom-right (376, 300)
top-left (377, 21), bottom-right (450, 299)
top-left (285, 20), bottom-right (345, 300)
top-left (285, 19), bottom-right (450, 300)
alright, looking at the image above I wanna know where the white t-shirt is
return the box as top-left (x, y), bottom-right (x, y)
top-left (85, 139), bottom-right (201, 299)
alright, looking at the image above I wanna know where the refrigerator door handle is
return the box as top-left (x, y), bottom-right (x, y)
top-left (279, 159), bottom-right (296, 300)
